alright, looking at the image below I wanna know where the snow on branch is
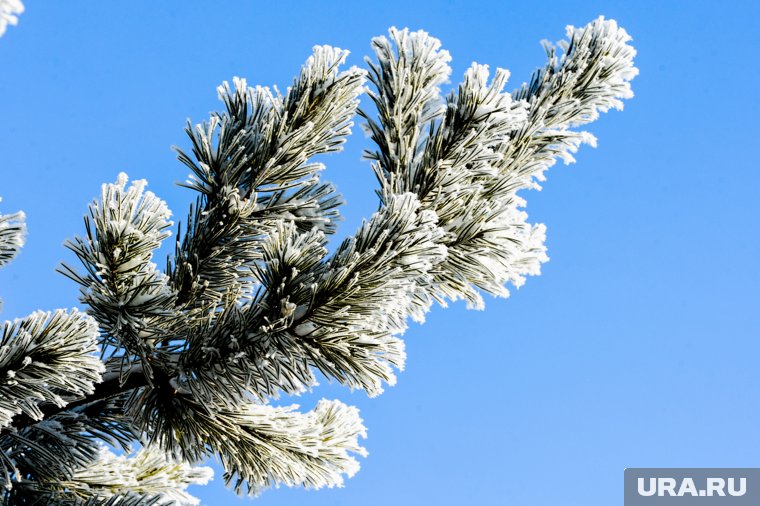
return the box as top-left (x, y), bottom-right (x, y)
top-left (169, 186), bottom-right (261, 308)
top-left (178, 45), bottom-right (365, 196)
top-left (514, 17), bottom-right (638, 127)
top-left (428, 192), bottom-right (549, 308)
top-left (2, 396), bottom-right (137, 492)
top-left (285, 193), bottom-right (445, 395)
top-left (218, 400), bottom-right (367, 496)
top-left (272, 46), bottom-right (367, 184)
top-left (177, 194), bottom-right (446, 401)
top-left (71, 446), bottom-right (212, 505)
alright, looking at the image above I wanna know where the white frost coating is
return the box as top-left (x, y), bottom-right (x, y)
top-left (301, 192), bottom-right (445, 396)
top-left (0, 0), bottom-right (23, 37)
top-left (215, 399), bottom-right (368, 495)
top-left (562, 18), bottom-right (638, 110)
top-left (506, 16), bottom-right (638, 190)
top-left (0, 309), bottom-right (104, 429)
top-left (0, 212), bottom-right (25, 266)
top-left (0, 198), bottom-right (26, 269)
top-left (61, 173), bottom-right (176, 364)
top-left (66, 446), bottom-right (213, 505)
top-left (365, 26), bottom-right (453, 172)
top-left (0, 18), bottom-right (635, 502)
top-left (293, 320), bottom-right (317, 336)
top-left (365, 17), bottom-right (635, 308)
top-left (82, 176), bottom-right (173, 283)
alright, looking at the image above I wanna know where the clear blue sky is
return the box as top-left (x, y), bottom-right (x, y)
top-left (1, 1), bottom-right (759, 505)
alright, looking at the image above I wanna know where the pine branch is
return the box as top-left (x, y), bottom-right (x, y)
top-left (218, 400), bottom-right (366, 496)
top-left (175, 193), bottom-right (446, 402)
top-left (0, 18), bottom-right (636, 502)
top-left (0, 207), bottom-right (25, 269)
top-left (6, 446), bottom-right (211, 505)
top-left (59, 175), bottom-right (177, 382)
top-left (2, 396), bottom-right (135, 487)
top-left (361, 17), bottom-right (636, 308)
top-left (170, 46), bottom-right (365, 310)
top-left (3, 365), bottom-right (148, 438)
top-left (502, 16), bottom-right (638, 191)
top-left (360, 27), bottom-right (451, 189)
top-left (126, 391), bottom-right (366, 497)
top-left (0, 310), bottom-right (104, 431)
top-left (295, 193), bottom-right (444, 394)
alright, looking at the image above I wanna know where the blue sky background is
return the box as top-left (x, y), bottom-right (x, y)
top-left (1, 1), bottom-right (759, 505)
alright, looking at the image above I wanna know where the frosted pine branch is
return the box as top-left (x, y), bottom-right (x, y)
top-left (177, 194), bottom-right (445, 403)
top-left (202, 400), bottom-right (366, 496)
top-left (362, 18), bottom-right (636, 308)
top-left (361, 27), bottom-right (452, 176)
top-left (2, 395), bottom-right (137, 493)
top-left (505, 16), bottom-right (639, 191)
top-left (0, 310), bottom-right (105, 488)
top-left (170, 47), bottom-right (365, 311)
top-left (0, 310), bottom-right (103, 430)
top-left (0, 17), bottom-right (636, 503)
top-left (0, 205), bottom-right (25, 269)
top-left (60, 174), bottom-right (177, 381)
top-left (6, 446), bottom-right (212, 505)
top-left (269, 193), bottom-right (445, 396)
top-left (126, 389), bottom-right (367, 496)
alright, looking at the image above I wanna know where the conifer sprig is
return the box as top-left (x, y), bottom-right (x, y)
top-left (0, 14), bottom-right (636, 503)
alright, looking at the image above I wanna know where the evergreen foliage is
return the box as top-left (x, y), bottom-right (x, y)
top-left (0, 6), bottom-right (636, 503)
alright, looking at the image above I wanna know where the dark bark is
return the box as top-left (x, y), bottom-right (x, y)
top-left (2, 371), bottom-right (149, 436)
